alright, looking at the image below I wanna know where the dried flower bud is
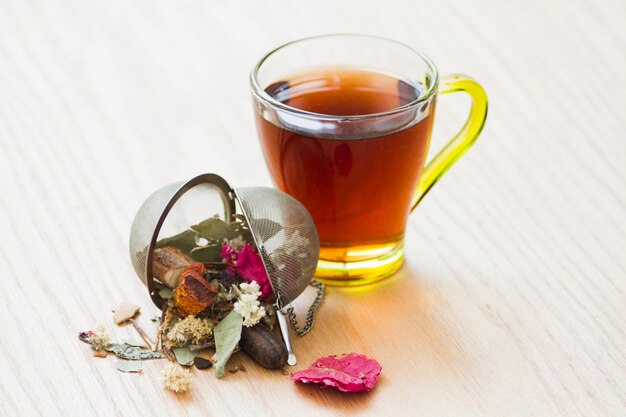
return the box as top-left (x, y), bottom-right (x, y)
top-left (174, 263), bottom-right (217, 316)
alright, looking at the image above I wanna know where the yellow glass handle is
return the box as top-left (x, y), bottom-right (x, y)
top-left (411, 74), bottom-right (488, 211)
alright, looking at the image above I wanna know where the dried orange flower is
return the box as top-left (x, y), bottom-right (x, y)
top-left (173, 263), bottom-right (217, 316)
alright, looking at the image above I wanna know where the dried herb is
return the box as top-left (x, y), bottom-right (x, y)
top-left (156, 215), bottom-right (254, 263)
top-left (194, 215), bottom-right (254, 245)
top-left (79, 330), bottom-right (163, 360)
top-left (165, 315), bottom-right (215, 347)
top-left (79, 326), bottom-right (110, 351)
top-left (135, 212), bottom-right (308, 384)
top-left (213, 309), bottom-right (243, 378)
top-left (189, 244), bottom-right (223, 263)
top-left (116, 360), bottom-right (143, 373)
top-left (105, 343), bottom-right (163, 360)
top-left (173, 347), bottom-right (197, 366)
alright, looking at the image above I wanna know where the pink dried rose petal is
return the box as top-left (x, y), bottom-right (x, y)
top-left (221, 242), bottom-right (272, 300)
top-left (220, 242), bottom-right (237, 265)
top-left (291, 353), bottom-right (382, 392)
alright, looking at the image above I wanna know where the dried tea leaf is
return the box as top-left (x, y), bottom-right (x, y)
top-left (213, 309), bottom-right (243, 378)
top-left (79, 330), bottom-right (161, 360)
top-left (116, 360), bottom-right (143, 373)
top-left (113, 303), bottom-right (141, 324)
top-left (159, 288), bottom-right (174, 299)
top-left (173, 347), bottom-right (198, 366)
top-left (193, 217), bottom-right (246, 243)
top-left (189, 244), bottom-right (222, 263)
top-left (156, 229), bottom-right (198, 253)
top-left (156, 215), bottom-right (254, 260)
top-left (105, 343), bottom-right (163, 361)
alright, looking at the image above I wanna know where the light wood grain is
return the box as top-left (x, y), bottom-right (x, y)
top-left (0, 0), bottom-right (624, 416)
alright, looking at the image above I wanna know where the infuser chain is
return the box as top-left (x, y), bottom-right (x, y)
top-left (284, 280), bottom-right (325, 336)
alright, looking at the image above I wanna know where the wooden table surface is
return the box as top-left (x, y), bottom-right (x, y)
top-left (1, 1), bottom-right (624, 416)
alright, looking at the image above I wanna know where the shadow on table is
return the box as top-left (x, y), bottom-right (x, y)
top-left (318, 262), bottom-right (466, 376)
top-left (293, 382), bottom-right (375, 412)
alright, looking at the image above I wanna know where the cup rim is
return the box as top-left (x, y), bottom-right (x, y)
top-left (250, 33), bottom-right (439, 121)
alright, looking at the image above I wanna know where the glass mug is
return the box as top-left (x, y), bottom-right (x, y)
top-left (250, 34), bottom-right (487, 286)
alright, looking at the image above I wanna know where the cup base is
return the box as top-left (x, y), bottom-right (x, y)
top-left (314, 243), bottom-right (405, 286)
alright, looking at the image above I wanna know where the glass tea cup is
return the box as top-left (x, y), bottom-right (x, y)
top-left (250, 34), bottom-right (487, 286)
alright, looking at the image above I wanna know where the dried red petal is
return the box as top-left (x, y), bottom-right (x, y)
top-left (290, 353), bottom-right (382, 392)
top-left (221, 242), bottom-right (272, 300)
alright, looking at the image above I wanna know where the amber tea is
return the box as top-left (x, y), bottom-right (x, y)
top-left (257, 68), bottom-right (435, 266)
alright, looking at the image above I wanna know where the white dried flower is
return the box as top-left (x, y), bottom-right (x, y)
top-left (233, 282), bottom-right (266, 327)
top-left (162, 363), bottom-right (192, 393)
top-left (166, 316), bottom-right (214, 345)
top-left (88, 325), bottom-right (111, 350)
top-left (239, 293), bottom-right (258, 304)
top-left (166, 326), bottom-right (187, 344)
top-left (247, 305), bottom-right (266, 327)
top-left (233, 300), bottom-right (250, 317)
top-left (239, 281), bottom-right (261, 296)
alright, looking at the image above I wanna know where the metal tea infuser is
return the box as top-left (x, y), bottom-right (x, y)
top-left (129, 173), bottom-right (324, 365)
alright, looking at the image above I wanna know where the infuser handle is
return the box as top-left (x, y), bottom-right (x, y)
top-left (277, 308), bottom-right (297, 366)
